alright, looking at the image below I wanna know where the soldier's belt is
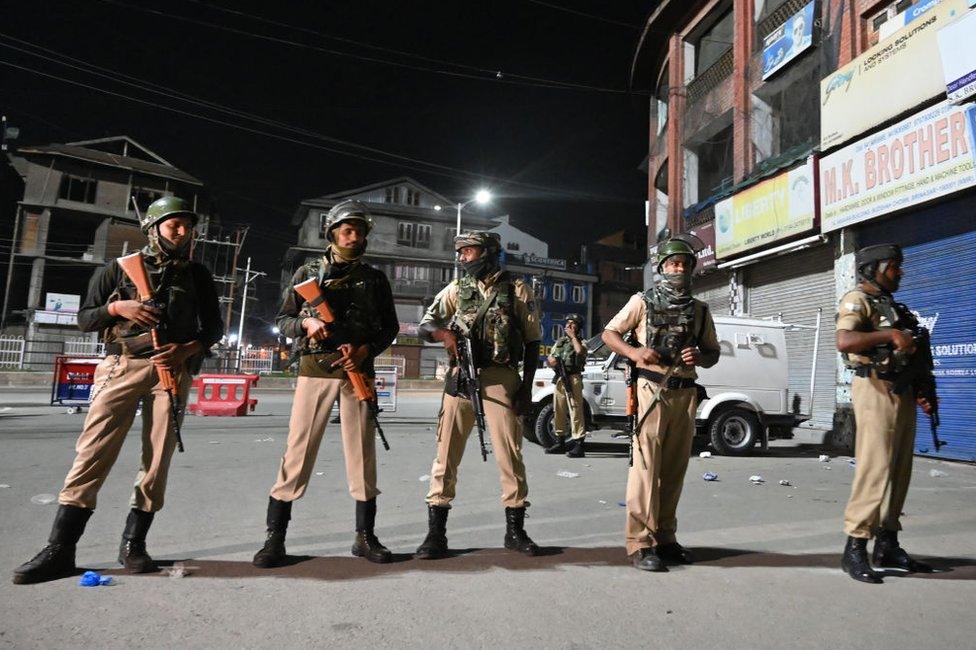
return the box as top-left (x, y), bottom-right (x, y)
top-left (637, 369), bottom-right (697, 389)
top-left (854, 366), bottom-right (898, 381)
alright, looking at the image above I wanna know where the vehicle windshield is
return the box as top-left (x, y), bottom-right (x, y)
top-left (585, 334), bottom-right (612, 363)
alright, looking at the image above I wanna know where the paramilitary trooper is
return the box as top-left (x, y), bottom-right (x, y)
top-left (836, 243), bottom-right (936, 583)
top-left (544, 313), bottom-right (589, 458)
top-left (601, 236), bottom-right (720, 572)
top-left (12, 196), bottom-right (224, 584)
top-left (252, 200), bottom-right (398, 567)
top-left (414, 231), bottom-right (543, 559)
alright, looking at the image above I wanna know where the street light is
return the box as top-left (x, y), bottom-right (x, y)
top-left (454, 189), bottom-right (492, 280)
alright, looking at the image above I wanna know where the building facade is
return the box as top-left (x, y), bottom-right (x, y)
top-left (2, 136), bottom-right (213, 363)
top-left (632, 0), bottom-right (976, 459)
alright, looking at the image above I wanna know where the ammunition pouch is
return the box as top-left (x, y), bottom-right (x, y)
top-left (444, 366), bottom-right (461, 397)
top-left (117, 332), bottom-right (156, 358)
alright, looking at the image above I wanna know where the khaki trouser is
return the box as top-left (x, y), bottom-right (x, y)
top-left (843, 374), bottom-right (917, 538)
top-left (426, 365), bottom-right (528, 508)
top-left (60, 355), bottom-right (191, 512)
top-left (553, 374), bottom-right (585, 440)
top-left (270, 375), bottom-right (378, 502)
top-left (625, 381), bottom-right (697, 555)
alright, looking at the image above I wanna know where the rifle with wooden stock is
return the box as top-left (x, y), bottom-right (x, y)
top-left (117, 251), bottom-right (185, 453)
top-left (293, 278), bottom-right (390, 450)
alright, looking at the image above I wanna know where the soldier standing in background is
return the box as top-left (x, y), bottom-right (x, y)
top-left (544, 313), bottom-right (588, 458)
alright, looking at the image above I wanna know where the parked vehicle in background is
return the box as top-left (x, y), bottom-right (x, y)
top-left (528, 313), bottom-right (821, 455)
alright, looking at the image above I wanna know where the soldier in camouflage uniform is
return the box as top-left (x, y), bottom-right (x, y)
top-left (836, 244), bottom-right (935, 584)
top-left (602, 237), bottom-right (720, 572)
top-left (251, 200), bottom-right (399, 567)
top-left (544, 313), bottom-right (589, 458)
top-left (414, 231), bottom-right (544, 559)
top-left (13, 196), bottom-right (223, 584)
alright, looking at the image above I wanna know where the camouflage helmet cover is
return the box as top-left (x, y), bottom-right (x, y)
top-left (325, 200), bottom-right (374, 241)
top-left (564, 313), bottom-right (583, 325)
top-left (855, 244), bottom-right (903, 271)
top-left (454, 230), bottom-right (501, 254)
top-left (141, 196), bottom-right (198, 234)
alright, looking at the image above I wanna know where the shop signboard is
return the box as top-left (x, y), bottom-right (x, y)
top-left (762, 1), bottom-right (815, 80)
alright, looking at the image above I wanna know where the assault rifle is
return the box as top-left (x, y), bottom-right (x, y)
top-left (552, 356), bottom-right (578, 416)
top-left (624, 334), bottom-right (639, 467)
top-left (888, 309), bottom-right (943, 452)
top-left (451, 323), bottom-right (490, 461)
top-left (117, 251), bottom-right (185, 453)
top-left (293, 278), bottom-right (390, 451)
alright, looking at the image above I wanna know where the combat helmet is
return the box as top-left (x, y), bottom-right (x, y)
top-left (324, 200), bottom-right (374, 242)
top-left (454, 231), bottom-right (502, 255)
top-left (141, 196), bottom-right (198, 234)
top-left (855, 243), bottom-right (902, 279)
top-left (656, 237), bottom-right (698, 273)
top-left (564, 313), bottom-right (583, 326)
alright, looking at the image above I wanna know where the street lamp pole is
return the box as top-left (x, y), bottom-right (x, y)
top-left (452, 189), bottom-right (492, 280)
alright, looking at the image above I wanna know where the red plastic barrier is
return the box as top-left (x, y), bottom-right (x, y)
top-left (188, 373), bottom-right (259, 416)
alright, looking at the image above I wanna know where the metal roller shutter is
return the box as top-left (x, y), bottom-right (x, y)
top-left (745, 246), bottom-right (836, 430)
top-left (694, 271), bottom-right (732, 316)
top-left (896, 231), bottom-right (976, 461)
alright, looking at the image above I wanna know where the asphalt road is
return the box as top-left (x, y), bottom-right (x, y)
top-left (1, 390), bottom-right (974, 649)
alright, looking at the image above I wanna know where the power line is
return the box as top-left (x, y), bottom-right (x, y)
top-left (179, 0), bottom-right (634, 93)
top-left (0, 50), bottom-right (634, 203)
top-left (525, 0), bottom-right (640, 30)
top-left (93, 0), bottom-right (641, 96)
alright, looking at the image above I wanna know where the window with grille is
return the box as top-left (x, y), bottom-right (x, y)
top-left (397, 222), bottom-right (414, 245)
top-left (415, 224), bottom-right (431, 248)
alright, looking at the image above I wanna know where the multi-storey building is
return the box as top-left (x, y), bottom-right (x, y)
top-left (631, 0), bottom-right (976, 458)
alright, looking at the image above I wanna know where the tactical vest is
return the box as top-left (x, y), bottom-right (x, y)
top-left (452, 273), bottom-right (523, 368)
top-left (840, 289), bottom-right (915, 372)
top-left (642, 289), bottom-right (704, 364)
top-left (299, 256), bottom-right (385, 354)
top-left (108, 258), bottom-right (197, 358)
top-left (552, 336), bottom-right (585, 374)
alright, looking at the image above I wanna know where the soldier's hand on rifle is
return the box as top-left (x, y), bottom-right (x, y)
top-left (629, 347), bottom-right (661, 366)
top-left (438, 329), bottom-right (458, 358)
top-left (335, 343), bottom-right (368, 372)
top-left (546, 356), bottom-right (558, 368)
top-left (109, 300), bottom-right (160, 328)
top-left (680, 346), bottom-right (702, 366)
top-left (302, 317), bottom-right (330, 342)
top-left (890, 328), bottom-right (917, 355)
top-left (916, 396), bottom-right (936, 415)
top-left (151, 341), bottom-right (198, 371)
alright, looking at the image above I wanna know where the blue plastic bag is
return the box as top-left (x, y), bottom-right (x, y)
top-left (78, 570), bottom-right (113, 587)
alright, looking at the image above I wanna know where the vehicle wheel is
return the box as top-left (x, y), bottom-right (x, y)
top-left (534, 402), bottom-right (559, 448)
top-left (709, 407), bottom-right (760, 456)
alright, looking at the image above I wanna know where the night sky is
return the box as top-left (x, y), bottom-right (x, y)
top-left (3, 0), bottom-right (650, 332)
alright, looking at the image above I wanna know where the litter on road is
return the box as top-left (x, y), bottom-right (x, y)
top-left (702, 472), bottom-right (719, 481)
top-left (818, 455), bottom-right (830, 463)
top-left (557, 470), bottom-right (580, 479)
top-left (78, 571), bottom-right (113, 587)
top-left (930, 469), bottom-right (948, 478)
top-left (418, 474), bottom-right (430, 481)
top-left (749, 475), bottom-right (765, 484)
top-left (699, 451), bottom-right (712, 458)
top-left (778, 480), bottom-right (791, 486)
top-left (30, 494), bottom-right (56, 505)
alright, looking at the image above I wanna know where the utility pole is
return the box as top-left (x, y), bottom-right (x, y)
top-left (233, 257), bottom-right (267, 372)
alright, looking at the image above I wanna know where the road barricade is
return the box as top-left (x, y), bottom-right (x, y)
top-left (188, 373), bottom-right (259, 416)
top-left (51, 355), bottom-right (102, 407)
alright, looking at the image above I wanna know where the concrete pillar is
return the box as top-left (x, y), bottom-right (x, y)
top-left (732, 0), bottom-right (755, 182)
top-left (666, 34), bottom-right (686, 235)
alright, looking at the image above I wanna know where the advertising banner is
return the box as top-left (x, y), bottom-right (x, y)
top-left (45, 292), bottom-right (80, 313)
top-left (819, 101), bottom-right (976, 232)
top-left (688, 221), bottom-right (716, 274)
top-left (762, 1), bottom-right (815, 80)
top-left (938, 8), bottom-right (976, 103)
top-left (820, 0), bottom-right (971, 150)
top-left (714, 158), bottom-right (816, 258)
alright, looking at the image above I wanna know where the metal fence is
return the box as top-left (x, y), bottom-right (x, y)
top-left (375, 354), bottom-right (406, 378)
top-left (0, 336), bottom-right (105, 370)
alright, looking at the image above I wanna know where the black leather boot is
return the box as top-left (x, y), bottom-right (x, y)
top-left (873, 529), bottom-right (933, 573)
top-left (841, 536), bottom-right (882, 583)
top-left (566, 438), bottom-right (585, 458)
top-left (656, 541), bottom-right (694, 565)
top-left (544, 438), bottom-right (567, 454)
top-left (352, 499), bottom-right (392, 563)
top-left (118, 509), bottom-right (157, 573)
top-left (503, 507), bottom-right (540, 556)
top-left (253, 497), bottom-right (292, 568)
top-left (12, 504), bottom-right (93, 585)
top-left (414, 505), bottom-right (450, 559)
top-left (631, 548), bottom-right (666, 572)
